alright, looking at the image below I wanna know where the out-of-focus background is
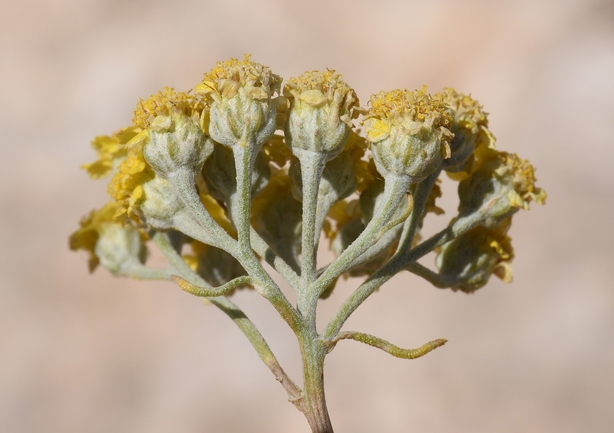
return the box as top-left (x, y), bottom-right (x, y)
top-left (1, 0), bottom-right (613, 432)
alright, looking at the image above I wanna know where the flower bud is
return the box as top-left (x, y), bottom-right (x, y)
top-left (436, 218), bottom-right (514, 293)
top-left (195, 55), bottom-right (280, 150)
top-left (69, 203), bottom-right (147, 274)
top-left (434, 88), bottom-right (489, 172)
top-left (457, 150), bottom-right (547, 227)
top-left (284, 70), bottom-right (360, 160)
top-left (363, 87), bottom-right (453, 181)
top-left (136, 88), bottom-right (213, 178)
top-left (137, 176), bottom-right (186, 230)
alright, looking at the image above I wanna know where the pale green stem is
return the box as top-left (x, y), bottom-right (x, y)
top-left (151, 232), bottom-right (303, 406)
top-left (232, 144), bottom-right (255, 252)
top-left (298, 330), bottom-right (334, 433)
top-left (323, 212), bottom-right (481, 340)
top-left (330, 331), bottom-right (447, 359)
top-left (225, 148), bottom-right (300, 290)
top-left (313, 174), bottom-right (411, 298)
top-left (407, 262), bottom-right (456, 288)
top-left (168, 167), bottom-right (239, 256)
top-left (168, 167), bottom-right (302, 332)
top-left (395, 169), bottom-right (441, 257)
top-left (298, 150), bottom-right (327, 319)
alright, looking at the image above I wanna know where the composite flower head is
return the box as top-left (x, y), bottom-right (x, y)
top-left (458, 150), bottom-right (547, 227)
top-left (436, 218), bottom-right (514, 293)
top-left (434, 88), bottom-right (490, 171)
top-left (363, 86), bottom-right (453, 181)
top-left (138, 87), bottom-right (213, 177)
top-left (195, 55), bottom-right (281, 149)
top-left (69, 202), bottom-right (147, 273)
top-left (284, 70), bottom-right (360, 160)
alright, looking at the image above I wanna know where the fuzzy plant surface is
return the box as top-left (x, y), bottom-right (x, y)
top-left (69, 55), bottom-right (546, 433)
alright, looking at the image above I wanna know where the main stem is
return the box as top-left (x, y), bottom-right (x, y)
top-left (299, 331), bottom-right (333, 433)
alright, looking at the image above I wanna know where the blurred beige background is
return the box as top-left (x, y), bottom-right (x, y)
top-left (1, 0), bottom-right (613, 432)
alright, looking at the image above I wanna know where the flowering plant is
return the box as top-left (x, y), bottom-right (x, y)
top-left (70, 56), bottom-right (545, 433)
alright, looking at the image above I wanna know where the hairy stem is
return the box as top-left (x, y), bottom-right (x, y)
top-left (297, 151), bottom-right (327, 320)
top-left (151, 232), bottom-right (303, 405)
top-left (169, 168), bottom-right (302, 332)
top-left (314, 174), bottom-right (411, 297)
top-left (299, 331), bottom-right (334, 433)
top-left (323, 212), bottom-right (481, 340)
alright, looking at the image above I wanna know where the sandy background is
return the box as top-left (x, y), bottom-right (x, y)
top-left (1, 0), bottom-right (613, 432)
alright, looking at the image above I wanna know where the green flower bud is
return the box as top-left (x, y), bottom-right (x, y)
top-left (138, 176), bottom-right (186, 230)
top-left (363, 87), bottom-right (453, 182)
top-left (143, 112), bottom-right (213, 178)
top-left (131, 87), bottom-right (212, 178)
top-left (434, 88), bottom-right (489, 172)
top-left (95, 223), bottom-right (148, 275)
top-left (69, 203), bottom-right (147, 274)
top-left (458, 150), bottom-right (547, 227)
top-left (195, 55), bottom-right (280, 150)
top-left (202, 143), bottom-right (271, 202)
top-left (284, 70), bottom-right (360, 160)
top-left (436, 218), bottom-right (514, 293)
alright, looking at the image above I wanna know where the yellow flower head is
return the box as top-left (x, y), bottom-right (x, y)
top-left (133, 86), bottom-right (205, 131)
top-left (458, 150), bottom-right (547, 226)
top-left (69, 203), bottom-right (117, 271)
top-left (436, 218), bottom-right (514, 293)
top-left (81, 126), bottom-right (141, 179)
top-left (196, 54), bottom-right (281, 104)
top-left (284, 69), bottom-right (360, 126)
top-left (498, 152), bottom-right (547, 209)
top-left (284, 70), bottom-right (361, 159)
top-left (434, 88), bottom-right (490, 170)
top-left (363, 86), bottom-right (453, 180)
top-left (69, 202), bottom-right (147, 272)
top-left (196, 55), bottom-right (280, 149)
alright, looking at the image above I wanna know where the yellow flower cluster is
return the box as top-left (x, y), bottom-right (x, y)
top-left (436, 217), bottom-right (514, 292)
top-left (70, 55), bottom-right (545, 294)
